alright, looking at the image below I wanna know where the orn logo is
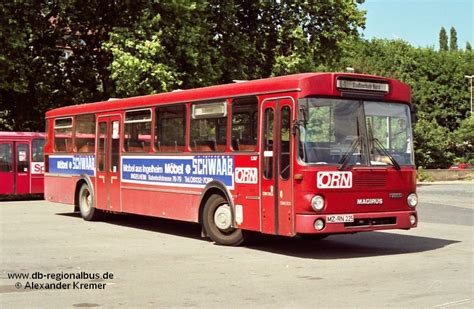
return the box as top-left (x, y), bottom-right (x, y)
top-left (235, 168), bottom-right (258, 184)
top-left (317, 171), bottom-right (352, 189)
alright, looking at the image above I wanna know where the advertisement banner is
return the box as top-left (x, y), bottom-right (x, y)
top-left (31, 162), bottom-right (45, 174)
top-left (121, 155), bottom-right (234, 189)
top-left (49, 155), bottom-right (95, 176)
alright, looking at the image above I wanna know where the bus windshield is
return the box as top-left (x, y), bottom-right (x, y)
top-left (298, 98), bottom-right (414, 166)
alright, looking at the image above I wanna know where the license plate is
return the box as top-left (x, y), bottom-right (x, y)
top-left (326, 214), bottom-right (354, 223)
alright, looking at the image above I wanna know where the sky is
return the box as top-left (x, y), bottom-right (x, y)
top-left (358, 0), bottom-right (473, 48)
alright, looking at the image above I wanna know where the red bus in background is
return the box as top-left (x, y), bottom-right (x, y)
top-left (0, 132), bottom-right (45, 196)
top-left (44, 73), bottom-right (418, 245)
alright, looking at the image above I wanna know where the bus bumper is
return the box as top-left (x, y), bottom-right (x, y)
top-left (295, 210), bottom-right (418, 234)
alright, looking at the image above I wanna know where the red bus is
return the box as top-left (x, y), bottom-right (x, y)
top-left (44, 73), bottom-right (418, 245)
top-left (0, 132), bottom-right (45, 196)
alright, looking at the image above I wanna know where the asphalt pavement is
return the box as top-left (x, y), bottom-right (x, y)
top-left (0, 181), bottom-right (472, 308)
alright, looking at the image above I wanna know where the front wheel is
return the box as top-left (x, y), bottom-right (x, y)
top-left (202, 194), bottom-right (245, 246)
top-left (78, 183), bottom-right (102, 221)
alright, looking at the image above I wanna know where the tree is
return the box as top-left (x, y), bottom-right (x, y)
top-left (156, 0), bottom-right (225, 88)
top-left (450, 26), bottom-right (458, 51)
top-left (0, 1), bottom-right (149, 131)
top-left (105, 11), bottom-right (180, 97)
top-left (439, 27), bottom-right (448, 51)
top-left (270, 0), bottom-right (366, 76)
top-left (452, 117), bottom-right (474, 164)
top-left (0, 1), bottom-right (66, 131)
top-left (466, 42), bottom-right (472, 51)
top-left (339, 38), bottom-right (473, 167)
top-left (339, 38), bottom-right (417, 80)
top-left (106, 0), bottom-right (366, 94)
top-left (413, 117), bottom-right (454, 168)
top-left (55, 0), bottom-right (148, 101)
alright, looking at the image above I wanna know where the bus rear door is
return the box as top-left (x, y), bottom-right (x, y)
top-left (261, 98), bottom-right (294, 236)
top-left (96, 115), bottom-right (121, 211)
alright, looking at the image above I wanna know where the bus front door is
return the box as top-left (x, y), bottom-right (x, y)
top-left (0, 142), bottom-right (14, 194)
top-left (96, 116), bottom-right (121, 211)
top-left (261, 98), bottom-right (294, 236)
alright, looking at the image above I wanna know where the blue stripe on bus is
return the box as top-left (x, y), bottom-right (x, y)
top-left (49, 155), bottom-right (95, 176)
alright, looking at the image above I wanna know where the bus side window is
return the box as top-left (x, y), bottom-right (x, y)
top-left (98, 122), bottom-right (107, 172)
top-left (0, 144), bottom-right (13, 172)
top-left (124, 109), bottom-right (152, 152)
top-left (190, 101), bottom-right (227, 152)
top-left (280, 106), bottom-right (291, 180)
top-left (17, 144), bottom-right (29, 173)
top-left (54, 117), bottom-right (73, 152)
top-left (263, 108), bottom-right (274, 179)
top-left (75, 114), bottom-right (96, 152)
top-left (155, 105), bottom-right (185, 152)
top-left (110, 121), bottom-right (120, 172)
top-left (231, 97), bottom-right (258, 151)
top-left (32, 139), bottom-right (45, 162)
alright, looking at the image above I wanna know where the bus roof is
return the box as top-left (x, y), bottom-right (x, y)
top-left (46, 72), bottom-right (411, 118)
top-left (0, 131), bottom-right (45, 138)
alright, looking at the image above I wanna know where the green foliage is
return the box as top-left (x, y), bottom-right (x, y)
top-left (340, 38), bottom-right (472, 167)
top-left (272, 26), bottom-right (320, 75)
top-left (0, 1), bottom-right (66, 131)
top-left (155, 0), bottom-right (222, 88)
top-left (450, 26), bottom-right (458, 51)
top-left (271, 0), bottom-right (365, 76)
top-left (0, 1), bottom-right (470, 170)
top-left (105, 12), bottom-right (181, 96)
top-left (103, 0), bottom-right (365, 92)
top-left (0, 1), bottom-right (366, 130)
top-left (439, 27), bottom-right (448, 52)
top-left (409, 49), bottom-right (470, 131)
top-left (0, 0), bottom-right (149, 130)
top-left (416, 167), bottom-right (433, 182)
top-left (57, 0), bottom-right (149, 100)
top-left (0, 110), bottom-right (14, 130)
top-left (452, 116), bottom-right (474, 164)
top-left (413, 117), bottom-right (454, 168)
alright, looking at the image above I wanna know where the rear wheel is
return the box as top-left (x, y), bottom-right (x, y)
top-left (78, 183), bottom-right (102, 221)
top-left (202, 194), bottom-right (245, 246)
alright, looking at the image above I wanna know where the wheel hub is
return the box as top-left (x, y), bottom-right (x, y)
top-left (214, 204), bottom-right (232, 231)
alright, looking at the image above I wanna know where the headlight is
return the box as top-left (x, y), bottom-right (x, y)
top-left (311, 195), bottom-right (325, 211)
top-left (407, 193), bottom-right (418, 208)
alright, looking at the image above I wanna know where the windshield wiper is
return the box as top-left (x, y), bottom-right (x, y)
top-left (338, 136), bottom-right (362, 171)
top-left (372, 138), bottom-right (401, 170)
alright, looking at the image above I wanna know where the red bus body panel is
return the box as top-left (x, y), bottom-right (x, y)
top-left (45, 73), bottom-right (411, 119)
top-left (0, 132), bottom-right (45, 196)
top-left (44, 73), bottom-right (417, 237)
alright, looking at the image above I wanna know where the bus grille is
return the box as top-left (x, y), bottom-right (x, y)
top-left (353, 175), bottom-right (387, 188)
top-left (344, 217), bottom-right (396, 228)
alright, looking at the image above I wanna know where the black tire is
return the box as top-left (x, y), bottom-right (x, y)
top-left (202, 194), bottom-right (245, 246)
top-left (78, 183), bottom-right (102, 221)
